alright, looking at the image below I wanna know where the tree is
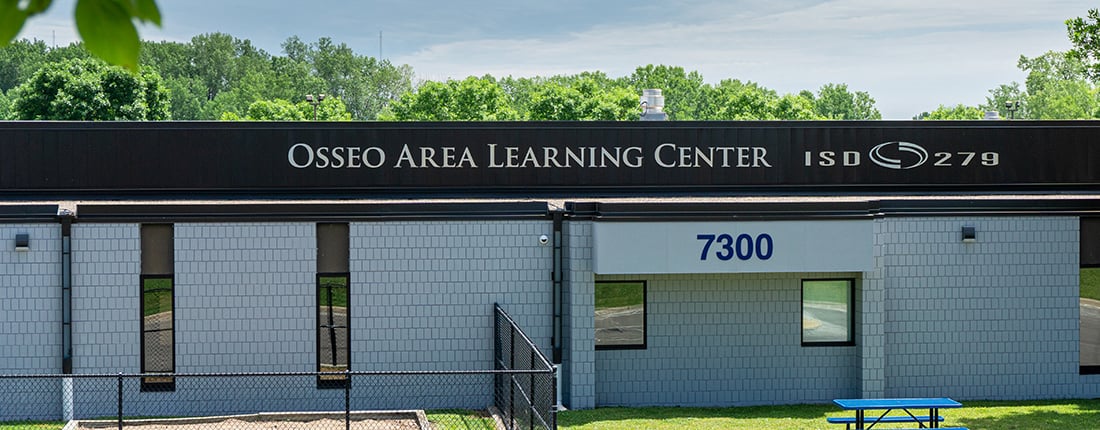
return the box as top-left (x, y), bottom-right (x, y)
top-left (283, 36), bottom-right (414, 120)
top-left (702, 80), bottom-right (821, 120)
top-left (381, 76), bottom-right (519, 121)
top-left (9, 57), bottom-right (169, 120)
top-left (981, 83), bottom-right (1027, 119)
top-left (812, 83), bottom-right (881, 120)
top-left (527, 77), bottom-right (638, 120)
top-left (773, 93), bottom-right (820, 120)
top-left (918, 104), bottom-right (985, 120)
top-left (1026, 79), bottom-right (1098, 119)
top-left (706, 79), bottom-right (776, 120)
top-left (498, 75), bottom-right (544, 118)
top-left (993, 51), bottom-right (1099, 119)
top-left (0, 90), bottom-right (11, 119)
top-left (0, 0), bottom-right (161, 71)
top-left (189, 33), bottom-right (271, 102)
top-left (0, 38), bottom-right (47, 92)
top-left (221, 97), bottom-right (352, 121)
top-left (1067, 8), bottom-right (1100, 82)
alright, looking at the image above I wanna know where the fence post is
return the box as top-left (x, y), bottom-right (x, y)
top-left (530, 349), bottom-right (536, 430)
top-left (117, 373), bottom-right (123, 430)
top-left (344, 369), bottom-right (351, 430)
top-left (551, 366), bottom-right (558, 430)
top-left (509, 326), bottom-right (515, 430)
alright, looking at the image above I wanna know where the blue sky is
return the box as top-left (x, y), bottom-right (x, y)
top-left (16, 0), bottom-right (1094, 119)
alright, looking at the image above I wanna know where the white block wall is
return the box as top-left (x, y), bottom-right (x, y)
top-left (62, 220), bottom-right (554, 418)
top-left (71, 223), bottom-right (140, 374)
top-left (351, 220), bottom-right (553, 371)
top-left (562, 221), bottom-right (596, 409)
top-left (0, 224), bottom-right (61, 420)
top-left (881, 217), bottom-right (1100, 399)
top-left (0, 224), bottom-right (61, 373)
top-left (593, 272), bottom-right (860, 406)
top-left (175, 223), bottom-right (316, 373)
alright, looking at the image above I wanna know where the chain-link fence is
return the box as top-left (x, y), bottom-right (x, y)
top-left (493, 304), bottom-right (556, 430)
top-left (0, 369), bottom-right (551, 429)
top-left (0, 305), bottom-right (556, 430)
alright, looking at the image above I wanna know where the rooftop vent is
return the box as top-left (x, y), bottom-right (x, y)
top-left (640, 89), bottom-right (668, 121)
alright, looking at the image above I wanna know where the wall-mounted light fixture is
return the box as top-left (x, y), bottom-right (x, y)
top-left (961, 226), bottom-right (977, 243)
top-left (15, 233), bottom-right (29, 251)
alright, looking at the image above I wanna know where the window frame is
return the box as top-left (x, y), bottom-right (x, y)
top-left (1081, 265), bottom-right (1100, 375)
top-left (316, 272), bottom-right (351, 389)
top-left (800, 278), bottom-right (856, 347)
top-left (1082, 217), bottom-right (1100, 375)
top-left (139, 273), bottom-right (176, 391)
top-left (594, 280), bottom-right (647, 351)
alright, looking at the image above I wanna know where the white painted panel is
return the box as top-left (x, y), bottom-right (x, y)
top-left (593, 220), bottom-right (872, 274)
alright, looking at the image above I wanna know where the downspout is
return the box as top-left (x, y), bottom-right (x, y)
top-left (59, 210), bottom-right (74, 421)
top-left (550, 210), bottom-right (564, 408)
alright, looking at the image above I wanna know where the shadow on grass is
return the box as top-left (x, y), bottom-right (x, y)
top-left (954, 400), bottom-right (1100, 430)
top-left (558, 404), bottom-right (836, 426)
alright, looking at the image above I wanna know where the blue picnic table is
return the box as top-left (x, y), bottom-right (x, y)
top-left (831, 397), bottom-right (965, 429)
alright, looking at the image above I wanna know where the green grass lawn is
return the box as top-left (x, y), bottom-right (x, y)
top-left (558, 399), bottom-right (1100, 430)
top-left (8, 400), bottom-right (1100, 430)
top-left (0, 422), bottom-right (64, 430)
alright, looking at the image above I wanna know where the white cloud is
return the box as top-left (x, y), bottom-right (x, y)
top-left (14, 0), bottom-right (1092, 119)
top-left (396, 0), bottom-right (1088, 118)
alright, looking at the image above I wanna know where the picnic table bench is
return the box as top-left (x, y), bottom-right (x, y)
top-left (831, 397), bottom-right (967, 429)
top-left (827, 415), bottom-right (943, 429)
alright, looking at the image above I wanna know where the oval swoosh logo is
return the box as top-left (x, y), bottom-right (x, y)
top-left (869, 141), bottom-right (928, 170)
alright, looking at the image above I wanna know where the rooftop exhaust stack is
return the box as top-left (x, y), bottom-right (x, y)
top-left (640, 89), bottom-right (668, 121)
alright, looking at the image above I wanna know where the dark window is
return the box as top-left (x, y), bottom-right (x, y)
top-left (140, 224), bottom-right (174, 391)
top-left (801, 279), bottom-right (855, 346)
top-left (595, 281), bottom-right (646, 350)
top-left (317, 223), bottom-right (350, 387)
top-left (1081, 218), bottom-right (1100, 374)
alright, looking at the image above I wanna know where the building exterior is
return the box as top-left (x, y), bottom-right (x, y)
top-left (0, 121), bottom-right (1098, 419)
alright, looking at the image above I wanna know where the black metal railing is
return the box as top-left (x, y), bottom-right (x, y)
top-left (493, 303), bottom-right (557, 430)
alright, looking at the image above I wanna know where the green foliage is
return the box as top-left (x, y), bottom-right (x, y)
top-left (985, 51), bottom-right (1099, 120)
top-left (0, 0), bottom-right (160, 72)
top-left (9, 57), bottom-right (169, 120)
top-left (981, 82), bottom-right (1027, 118)
top-left (1067, 8), bottom-right (1100, 82)
top-left (0, 89), bottom-right (10, 119)
top-left (3, 30), bottom-right (895, 122)
top-left (919, 104), bottom-right (985, 120)
top-left (235, 99), bottom-right (305, 121)
top-left (528, 77), bottom-right (638, 120)
top-left (812, 83), bottom-right (881, 120)
top-left (285, 36), bottom-right (414, 120)
top-left (708, 79), bottom-right (776, 120)
top-left (498, 75), bottom-right (544, 118)
top-left (704, 79), bottom-right (820, 120)
top-left (773, 93), bottom-right (819, 120)
top-left (223, 96), bottom-right (352, 121)
top-left (0, 38), bottom-right (47, 92)
top-left (382, 76), bottom-right (519, 121)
